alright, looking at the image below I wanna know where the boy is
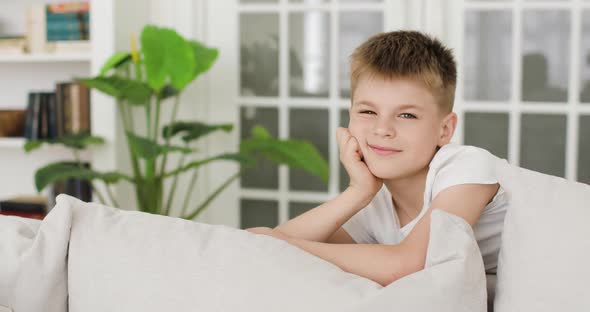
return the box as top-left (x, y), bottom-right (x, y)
top-left (246, 31), bottom-right (507, 287)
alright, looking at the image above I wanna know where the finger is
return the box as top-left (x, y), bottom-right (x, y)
top-left (337, 129), bottom-right (350, 153)
top-left (336, 127), bottom-right (346, 147)
top-left (345, 136), bottom-right (361, 160)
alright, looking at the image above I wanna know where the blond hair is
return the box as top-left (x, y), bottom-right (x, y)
top-left (350, 30), bottom-right (457, 114)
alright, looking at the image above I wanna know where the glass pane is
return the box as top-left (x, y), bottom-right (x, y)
top-left (580, 10), bottom-right (590, 103)
top-left (289, 201), bottom-right (321, 219)
top-left (240, 107), bottom-right (279, 189)
top-left (240, 199), bottom-right (279, 229)
top-left (520, 114), bottom-right (566, 177)
top-left (289, 12), bottom-right (330, 97)
top-left (463, 112), bottom-right (509, 159)
top-left (289, 108), bottom-right (330, 191)
top-left (522, 10), bottom-right (569, 102)
top-left (340, 108), bottom-right (350, 191)
top-left (578, 116), bottom-right (590, 185)
top-left (464, 10), bottom-right (512, 101)
top-left (240, 13), bottom-right (279, 97)
top-left (339, 12), bottom-right (384, 98)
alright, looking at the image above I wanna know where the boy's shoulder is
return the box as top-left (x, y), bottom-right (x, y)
top-left (430, 143), bottom-right (497, 171)
top-left (428, 143), bottom-right (501, 201)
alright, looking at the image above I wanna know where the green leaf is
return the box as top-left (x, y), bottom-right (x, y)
top-left (141, 25), bottom-right (195, 92)
top-left (240, 125), bottom-right (329, 183)
top-left (251, 125), bottom-right (272, 139)
top-left (100, 52), bottom-right (132, 76)
top-left (159, 84), bottom-right (179, 100)
top-left (24, 140), bottom-right (43, 152)
top-left (77, 76), bottom-right (152, 105)
top-left (164, 153), bottom-right (253, 177)
top-left (188, 40), bottom-right (218, 80)
top-left (24, 134), bottom-right (105, 152)
top-left (162, 121), bottom-right (233, 143)
top-left (127, 132), bottom-right (193, 159)
top-left (34, 162), bottom-right (131, 192)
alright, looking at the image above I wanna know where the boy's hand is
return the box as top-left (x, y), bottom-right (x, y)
top-left (336, 127), bottom-right (382, 198)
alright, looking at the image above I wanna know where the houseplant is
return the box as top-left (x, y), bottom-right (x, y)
top-left (24, 25), bottom-right (328, 220)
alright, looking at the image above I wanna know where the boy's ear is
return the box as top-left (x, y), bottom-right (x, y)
top-left (438, 112), bottom-right (457, 146)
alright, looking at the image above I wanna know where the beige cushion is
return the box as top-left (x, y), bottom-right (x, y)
top-left (494, 159), bottom-right (590, 311)
top-left (60, 194), bottom-right (487, 312)
top-left (0, 208), bottom-right (71, 312)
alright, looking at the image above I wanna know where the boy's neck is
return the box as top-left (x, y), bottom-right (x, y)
top-left (383, 165), bottom-right (429, 218)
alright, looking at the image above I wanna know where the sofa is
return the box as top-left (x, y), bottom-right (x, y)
top-left (1, 158), bottom-right (589, 312)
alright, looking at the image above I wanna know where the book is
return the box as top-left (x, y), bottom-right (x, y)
top-left (25, 2), bottom-right (90, 53)
top-left (24, 92), bottom-right (43, 140)
top-left (0, 36), bottom-right (26, 55)
top-left (58, 82), bottom-right (90, 135)
top-left (0, 196), bottom-right (46, 214)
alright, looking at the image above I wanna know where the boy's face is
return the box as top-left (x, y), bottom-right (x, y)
top-left (348, 76), bottom-right (456, 181)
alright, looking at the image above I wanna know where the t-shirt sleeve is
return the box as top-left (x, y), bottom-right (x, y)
top-left (341, 208), bottom-right (377, 244)
top-left (430, 145), bottom-right (500, 201)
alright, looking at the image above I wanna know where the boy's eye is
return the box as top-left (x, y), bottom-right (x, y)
top-left (360, 110), bottom-right (376, 115)
top-left (400, 113), bottom-right (417, 119)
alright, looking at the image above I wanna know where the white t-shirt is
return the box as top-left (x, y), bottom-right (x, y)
top-left (342, 143), bottom-right (509, 273)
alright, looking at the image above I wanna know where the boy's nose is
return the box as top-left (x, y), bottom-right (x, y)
top-left (373, 124), bottom-right (396, 138)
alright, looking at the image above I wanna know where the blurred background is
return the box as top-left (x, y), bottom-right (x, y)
top-left (0, 0), bottom-right (588, 228)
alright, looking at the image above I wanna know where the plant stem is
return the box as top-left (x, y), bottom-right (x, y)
top-left (153, 96), bottom-right (162, 144)
top-left (146, 96), bottom-right (152, 142)
top-left (105, 184), bottom-right (120, 207)
top-left (124, 65), bottom-right (136, 130)
top-left (164, 147), bottom-right (187, 216)
top-left (90, 183), bottom-right (108, 205)
top-left (72, 149), bottom-right (105, 204)
top-left (183, 171), bottom-right (241, 220)
top-left (117, 100), bottom-right (142, 178)
top-left (158, 95), bottom-right (181, 177)
top-left (180, 166), bottom-right (198, 218)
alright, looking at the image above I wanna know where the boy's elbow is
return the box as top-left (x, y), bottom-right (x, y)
top-left (381, 246), bottom-right (425, 286)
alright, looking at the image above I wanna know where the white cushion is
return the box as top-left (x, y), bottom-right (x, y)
top-left (57, 194), bottom-right (486, 312)
top-left (494, 159), bottom-right (590, 311)
top-left (0, 207), bottom-right (71, 312)
top-left (345, 208), bottom-right (487, 312)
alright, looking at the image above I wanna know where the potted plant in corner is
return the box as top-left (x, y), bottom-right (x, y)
top-left (24, 24), bottom-right (329, 220)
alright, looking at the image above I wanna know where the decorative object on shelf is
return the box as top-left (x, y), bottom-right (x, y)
top-left (0, 110), bottom-right (26, 137)
top-left (0, 195), bottom-right (47, 220)
top-left (24, 24), bottom-right (329, 220)
top-left (0, 36), bottom-right (26, 55)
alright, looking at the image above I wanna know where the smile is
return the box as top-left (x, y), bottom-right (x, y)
top-left (368, 144), bottom-right (402, 156)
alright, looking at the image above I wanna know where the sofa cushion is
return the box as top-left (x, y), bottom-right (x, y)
top-left (494, 159), bottom-right (590, 311)
top-left (57, 194), bottom-right (486, 312)
top-left (0, 207), bottom-right (72, 312)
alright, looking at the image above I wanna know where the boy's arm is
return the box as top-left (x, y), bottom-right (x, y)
top-left (271, 128), bottom-right (382, 242)
top-left (263, 183), bottom-right (500, 287)
top-left (272, 187), bottom-right (373, 242)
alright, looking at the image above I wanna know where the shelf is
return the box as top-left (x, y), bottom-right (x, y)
top-left (0, 137), bottom-right (25, 148)
top-left (0, 53), bottom-right (92, 63)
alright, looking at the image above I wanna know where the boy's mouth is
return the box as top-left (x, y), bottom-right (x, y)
top-left (368, 144), bottom-right (402, 156)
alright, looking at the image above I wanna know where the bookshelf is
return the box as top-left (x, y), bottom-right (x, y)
top-left (0, 53), bottom-right (91, 63)
top-left (0, 138), bottom-right (25, 148)
top-left (0, 0), bottom-right (144, 206)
